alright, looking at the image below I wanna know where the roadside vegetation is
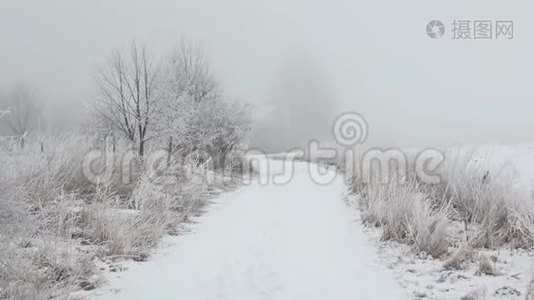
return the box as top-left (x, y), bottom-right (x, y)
top-left (0, 39), bottom-right (250, 299)
top-left (347, 148), bottom-right (534, 298)
top-left (349, 149), bottom-right (534, 257)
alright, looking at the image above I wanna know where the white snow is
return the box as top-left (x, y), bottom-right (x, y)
top-left (93, 159), bottom-right (407, 300)
top-left (361, 220), bottom-right (534, 300)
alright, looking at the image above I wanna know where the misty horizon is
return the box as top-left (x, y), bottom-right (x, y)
top-left (1, 0), bottom-right (533, 149)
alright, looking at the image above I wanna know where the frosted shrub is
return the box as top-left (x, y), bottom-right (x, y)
top-left (354, 174), bottom-right (451, 257)
top-left (350, 146), bottom-right (534, 256)
top-left (407, 198), bottom-right (451, 258)
top-left (435, 148), bottom-right (534, 248)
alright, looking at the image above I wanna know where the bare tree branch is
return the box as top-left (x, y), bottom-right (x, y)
top-left (92, 42), bottom-right (160, 156)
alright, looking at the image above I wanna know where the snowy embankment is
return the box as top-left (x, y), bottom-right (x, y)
top-left (92, 159), bottom-right (406, 299)
top-left (350, 144), bottom-right (534, 300)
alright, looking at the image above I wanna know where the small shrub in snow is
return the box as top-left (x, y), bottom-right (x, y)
top-left (476, 253), bottom-right (497, 276)
top-left (354, 174), bottom-right (451, 258)
top-left (443, 244), bottom-right (474, 270)
top-left (407, 198), bottom-right (450, 258)
top-left (0, 239), bottom-right (94, 299)
top-left (433, 148), bottom-right (534, 248)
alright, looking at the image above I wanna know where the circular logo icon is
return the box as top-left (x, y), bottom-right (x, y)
top-left (426, 20), bottom-right (445, 39)
top-left (332, 112), bottom-right (368, 147)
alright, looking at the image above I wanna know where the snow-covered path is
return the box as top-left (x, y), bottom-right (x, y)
top-left (96, 160), bottom-right (406, 300)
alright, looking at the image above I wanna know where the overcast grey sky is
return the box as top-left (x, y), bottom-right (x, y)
top-left (0, 0), bottom-right (533, 147)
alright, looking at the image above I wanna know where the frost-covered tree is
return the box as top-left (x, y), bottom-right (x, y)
top-left (93, 43), bottom-right (160, 157)
top-left (93, 40), bottom-right (250, 166)
top-left (158, 39), bottom-right (250, 169)
top-left (165, 39), bottom-right (219, 103)
top-left (169, 97), bottom-right (249, 168)
top-left (0, 83), bottom-right (42, 147)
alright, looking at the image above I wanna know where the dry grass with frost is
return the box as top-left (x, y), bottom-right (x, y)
top-left (0, 133), bottom-right (241, 299)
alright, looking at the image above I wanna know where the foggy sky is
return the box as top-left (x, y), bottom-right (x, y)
top-left (1, 0), bottom-right (533, 147)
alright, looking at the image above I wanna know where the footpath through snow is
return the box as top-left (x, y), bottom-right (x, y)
top-left (95, 159), bottom-right (406, 300)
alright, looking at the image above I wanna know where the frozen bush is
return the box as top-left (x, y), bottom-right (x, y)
top-left (443, 244), bottom-right (474, 270)
top-left (407, 198), bottom-right (451, 258)
top-left (435, 148), bottom-right (534, 248)
top-left (476, 253), bottom-right (497, 276)
top-left (354, 172), bottom-right (451, 257)
top-left (350, 146), bottom-right (534, 254)
top-left (0, 240), bottom-right (94, 299)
